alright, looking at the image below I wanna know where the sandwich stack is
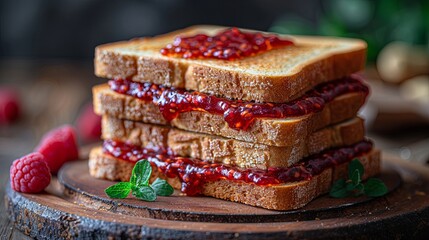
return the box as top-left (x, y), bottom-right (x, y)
top-left (89, 26), bottom-right (380, 210)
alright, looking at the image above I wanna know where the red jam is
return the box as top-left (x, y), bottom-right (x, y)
top-left (109, 75), bottom-right (368, 130)
top-left (103, 139), bottom-right (373, 196)
top-left (160, 28), bottom-right (294, 60)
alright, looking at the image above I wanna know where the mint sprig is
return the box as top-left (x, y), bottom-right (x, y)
top-left (151, 178), bottom-right (174, 196)
top-left (104, 182), bottom-right (132, 199)
top-left (364, 178), bottom-right (388, 197)
top-left (130, 160), bottom-right (152, 188)
top-left (330, 159), bottom-right (388, 198)
top-left (132, 185), bottom-right (157, 201)
top-left (104, 160), bottom-right (174, 201)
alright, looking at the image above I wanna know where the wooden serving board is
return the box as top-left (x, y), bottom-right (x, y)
top-left (5, 155), bottom-right (429, 239)
top-left (59, 162), bottom-right (402, 223)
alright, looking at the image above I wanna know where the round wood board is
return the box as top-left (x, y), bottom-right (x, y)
top-left (5, 155), bottom-right (429, 239)
top-left (58, 161), bottom-right (402, 223)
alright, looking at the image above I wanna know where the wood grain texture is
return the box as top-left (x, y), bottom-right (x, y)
top-left (1, 174), bottom-right (14, 239)
top-left (5, 156), bottom-right (429, 239)
top-left (0, 60), bottom-right (102, 240)
top-left (1, 165), bottom-right (32, 240)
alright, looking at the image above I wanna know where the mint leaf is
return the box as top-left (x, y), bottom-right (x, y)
top-left (330, 179), bottom-right (349, 198)
top-left (105, 182), bottom-right (131, 199)
top-left (364, 178), bottom-right (388, 197)
top-left (330, 159), bottom-right (388, 199)
top-left (104, 160), bottom-right (173, 202)
top-left (133, 185), bottom-right (157, 201)
top-left (151, 178), bottom-right (174, 196)
top-left (348, 159), bottom-right (364, 179)
top-left (346, 181), bottom-right (356, 191)
top-left (130, 160), bottom-right (152, 187)
top-left (350, 169), bottom-right (361, 186)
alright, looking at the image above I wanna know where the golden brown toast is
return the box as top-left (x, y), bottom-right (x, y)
top-left (88, 148), bottom-right (380, 210)
top-left (93, 84), bottom-right (366, 146)
top-left (95, 25), bottom-right (367, 103)
top-left (102, 116), bottom-right (365, 169)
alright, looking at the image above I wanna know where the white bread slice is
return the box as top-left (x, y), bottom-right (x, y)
top-left (89, 148), bottom-right (380, 210)
top-left (102, 116), bottom-right (365, 169)
top-left (95, 25), bottom-right (366, 103)
top-left (93, 84), bottom-right (366, 146)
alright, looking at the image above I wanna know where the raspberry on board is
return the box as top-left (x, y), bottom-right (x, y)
top-left (35, 125), bottom-right (79, 173)
top-left (76, 103), bottom-right (101, 142)
top-left (10, 152), bottom-right (51, 193)
top-left (0, 88), bottom-right (20, 124)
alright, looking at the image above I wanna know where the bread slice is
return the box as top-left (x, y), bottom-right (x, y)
top-left (89, 147), bottom-right (380, 210)
top-left (93, 84), bottom-right (366, 146)
top-left (102, 116), bottom-right (365, 169)
top-left (94, 25), bottom-right (366, 103)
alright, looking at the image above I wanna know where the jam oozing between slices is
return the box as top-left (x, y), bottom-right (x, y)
top-left (160, 27), bottom-right (294, 60)
top-left (103, 139), bottom-right (373, 196)
top-left (109, 76), bottom-right (369, 130)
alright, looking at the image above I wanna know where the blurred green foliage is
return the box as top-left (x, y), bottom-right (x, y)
top-left (270, 0), bottom-right (429, 62)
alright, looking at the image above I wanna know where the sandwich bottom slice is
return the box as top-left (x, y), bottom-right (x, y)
top-left (89, 141), bottom-right (380, 210)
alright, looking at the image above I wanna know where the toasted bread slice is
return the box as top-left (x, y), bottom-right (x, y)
top-left (102, 116), bottom-right (364, 169)
top-left (93, 84), bottom-right (366, 146)
top-left (89, 147), bottom-right (380, 210)
top-left (95, 25), bottom-right (366, 103)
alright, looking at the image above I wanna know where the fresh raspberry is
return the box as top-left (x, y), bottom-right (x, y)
top-left (10, 152), bottom-right (51, 193)
top-left (35, 125), bottom-right (79, 173)
top-left (0, 88), bottom-right (20, 124)
top-left (76, 103), bottom-right (101, 142)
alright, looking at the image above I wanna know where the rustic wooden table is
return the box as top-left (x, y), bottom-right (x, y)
top-left (0, 60), bottom-right (103, 239)
top-left (1, 60), bottom-right (428, 239)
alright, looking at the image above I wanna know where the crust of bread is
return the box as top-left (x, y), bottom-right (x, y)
top-left (89, 148), bottom-right (380, 210)
top-left (102, 116), bottom-right (365, 169)
top-left (94, 25), bottom-right (366, 103)
top-left (93, 84), bottom-right (366, 146)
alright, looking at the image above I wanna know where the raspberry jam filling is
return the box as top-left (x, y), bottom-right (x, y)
top-left (103, 139), bottom-right (373, 196)
top-left (160, 27), bottom-right (294, 60)
top-left (109, 76), bottom-right (368, 130)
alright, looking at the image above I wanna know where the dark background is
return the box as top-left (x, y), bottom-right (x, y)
top-left (0, 0), bottom-right (321, 58)
top-left (1, 0), bottom-right (428, 61)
